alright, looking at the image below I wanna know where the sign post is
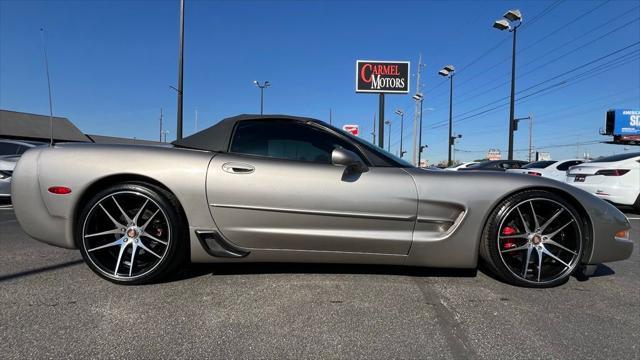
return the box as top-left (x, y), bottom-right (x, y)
top-left (356, 60), bottom-right (410, 149)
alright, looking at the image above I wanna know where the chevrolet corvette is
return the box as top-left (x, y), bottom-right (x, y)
top-left (11, 115), bottom-right (633, 287)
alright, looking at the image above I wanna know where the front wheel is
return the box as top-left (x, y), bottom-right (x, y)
top-left (77, 182), bottom-right (186, 285)
top-left (480, 190), bottom-right (586, 288)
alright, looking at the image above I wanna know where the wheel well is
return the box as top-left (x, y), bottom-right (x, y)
top-left (73, 174), bottom-right (189, 246)
top-left (480, 186), bottom-right (594, 263)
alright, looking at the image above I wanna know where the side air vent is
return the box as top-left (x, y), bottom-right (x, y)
top-left (195, 230), bottom-right (250, 258)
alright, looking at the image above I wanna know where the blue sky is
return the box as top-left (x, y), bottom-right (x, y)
top-left (1, 0), bottom-right (639, 163)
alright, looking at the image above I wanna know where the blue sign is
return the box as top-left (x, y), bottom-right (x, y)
top-left (614, 109), bottom-right (640, 136)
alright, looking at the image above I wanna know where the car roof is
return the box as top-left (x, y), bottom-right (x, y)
top-left (172, 114), bottom-right (323, 152)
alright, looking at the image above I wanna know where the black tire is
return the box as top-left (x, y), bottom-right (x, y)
top-left (76, 182), bottom-right (186, 285)
top-left (480, 190), bottom-right (585, 288)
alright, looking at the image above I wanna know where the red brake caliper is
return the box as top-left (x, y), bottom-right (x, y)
top-left (502, 226), bottom-right (517, 250)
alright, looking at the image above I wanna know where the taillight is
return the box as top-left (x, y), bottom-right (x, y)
top-left (48, 186), bottom-right (72, 195)
top-left (527, 171), bottom-right (542, 176)
top-left (595, 169), bottom-right (630, 176)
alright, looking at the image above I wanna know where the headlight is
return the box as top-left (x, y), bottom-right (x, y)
top-left (0, 170), bottom-right (12, 179)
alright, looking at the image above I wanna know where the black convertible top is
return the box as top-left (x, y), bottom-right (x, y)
top-left (172, 114), bottom-right (322, 152)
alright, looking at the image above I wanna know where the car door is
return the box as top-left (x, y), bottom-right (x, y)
top-left (206, 119), bottom-right (418, 255)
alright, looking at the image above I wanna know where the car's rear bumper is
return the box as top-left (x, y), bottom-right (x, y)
top-left (567, 181), bottom-right (637, 206)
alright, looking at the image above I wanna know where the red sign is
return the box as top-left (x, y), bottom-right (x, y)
top-left (342, 124), bottom-right (359, 136)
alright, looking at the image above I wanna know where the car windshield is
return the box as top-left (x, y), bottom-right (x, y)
top-left (466, 161), bottom-right (491, 168)
top-left (591, 152), bottom-right (640, 162)
top-left (521, 160), bottom-right (556, 169)
top-left (331, 125), bottom-right (414, 167)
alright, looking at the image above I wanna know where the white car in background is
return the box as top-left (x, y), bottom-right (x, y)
top-left (566, 152), bottom-right (640, 210)
top-left (444, 161), bottom-right (479, 171)
top-left (506, 159), bottom-right (585, 182)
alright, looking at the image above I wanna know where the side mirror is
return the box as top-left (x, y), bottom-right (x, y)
top-left (331, 148), bottom-right (369, 173)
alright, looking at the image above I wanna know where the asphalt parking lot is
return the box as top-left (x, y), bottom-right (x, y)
top-left (1, 205), bottom-right (638, 359)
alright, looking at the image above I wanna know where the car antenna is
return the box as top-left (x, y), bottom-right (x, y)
top-left (40, 27), bottom-right (55, 147)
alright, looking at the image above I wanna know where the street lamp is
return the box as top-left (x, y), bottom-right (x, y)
top-left (438, 65), bottom-right (455, 166)
top-left (384, 120), bottom-right (392, 151)
top-left (413, 93), bottom-right (424, 166)
top-left (493, 9), bottom-right (522, 160)
top-left (394, 109), bottom-right (406, 157)
top-left (161, 130), bottom-right (170, 143)
top-left (253, 80), bottom-right (270, 115)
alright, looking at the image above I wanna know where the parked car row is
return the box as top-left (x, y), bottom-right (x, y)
top-left (445, 153), bottom-right (639, 210)
top-left (0, 139), bottom-right (46, 201)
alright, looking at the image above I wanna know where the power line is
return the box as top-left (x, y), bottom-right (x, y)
top-left (429, 42), bottom-right (640, 128)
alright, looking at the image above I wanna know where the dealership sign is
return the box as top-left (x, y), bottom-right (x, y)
top-left (342, 124), bottom-right (359, 136)
top-left (355, 60), bottom-right (410, 93)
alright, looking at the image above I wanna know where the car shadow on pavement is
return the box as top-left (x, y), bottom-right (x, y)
top-left (0, 259), bottom-right (84, 282)
top-left (164, 262), bottom-right (479, 283)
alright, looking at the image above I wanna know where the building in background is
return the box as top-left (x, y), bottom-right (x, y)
top-left (0, 109), bottom-right (164, 146)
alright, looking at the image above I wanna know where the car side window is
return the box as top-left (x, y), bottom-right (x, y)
top-left (556, 160), bottom-right (583, 171)
top-left (230, 120), bottom-right (363, 164)
top-left (0, 143), bottom-right (20, 156)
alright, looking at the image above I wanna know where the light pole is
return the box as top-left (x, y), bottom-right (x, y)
top-left (253, 80), bottom-right (270, 115)
top-left (493, 9), bottom-right (522, 161)
top-left (514, 114), bottom-right (533, 161)
top-left (413, 93), bottom-right (424, 166)
top-left (438, 65), bottom-right (456, 166)
top-left (175, 0), bottom-right (185, 140)
top-left (161, 130), bottom-right (170, 143)
top-left (394, 109), bottom-right (406, 157)
top-left (384, 120), bottom-right (392, 151)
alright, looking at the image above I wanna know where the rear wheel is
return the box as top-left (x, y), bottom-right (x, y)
top-left (480, 190), bottom-right (585, 288)
top-left (77, 183), bottom-right (185, 285)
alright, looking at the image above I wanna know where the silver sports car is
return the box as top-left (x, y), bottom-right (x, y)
top-left (11, 115), bottom-right (633, 287)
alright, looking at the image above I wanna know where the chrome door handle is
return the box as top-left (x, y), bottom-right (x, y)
top-left (222, 162), bottom-right (255, 174)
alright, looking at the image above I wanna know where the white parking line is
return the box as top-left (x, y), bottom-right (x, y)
top-left (627, 217), bottom-right (640, 221)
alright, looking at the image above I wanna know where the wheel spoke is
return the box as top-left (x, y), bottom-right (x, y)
top-left (502, 243), bottom-right (530, 253)
top-left (141, 231), bottom-right (168, 245)
top-left (539, 208), bottom-right (564, 234)
top-left (544, 219), bottom-right (575, 239)
top-left (99, 204), bottom-right (125, 228)
top-left (85, 228), bottom-right (124, 238)
top-left (112, 196), bottom-right (133, 225)
top-left (499, 234), bottom-right (529, 239)
top-left (129, 243), bottom-right (138, 277)
top-left (536, 247), bottom-right (543, 282)
top-left (87, 237), bottom-right (125, 252)
top-left (138, 241), bottom-right (162, 259)
top-left (522, 245), bottom-right (533, 277)
top-left (543, 239), bottom-right (577, 256)
top-left (114, 242), bottom-right (128, 276)
top-left (132, 199), bottom-right (149, 226)
top-left (516, 207), bottom-right (531, 234)
top-left (529, 201), bottom-right (540, 231)
top-left (140, 209), bottom-right (160, 231)
top-left (542, 246), bottom-right (571, 268)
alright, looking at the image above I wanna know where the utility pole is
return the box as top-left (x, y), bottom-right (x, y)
top-left (378, 93), bottom-right (385, 148)
top-left (159, 108), bottom-right (163, 142)
top-left (412, 53), bottom-right (424, 165)
top-left (528, 114), bottom-right (533, 162)
top-left (371, 113), bottom-right (376, 144)
top-left (176, 0), bottom-right (185, 140)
